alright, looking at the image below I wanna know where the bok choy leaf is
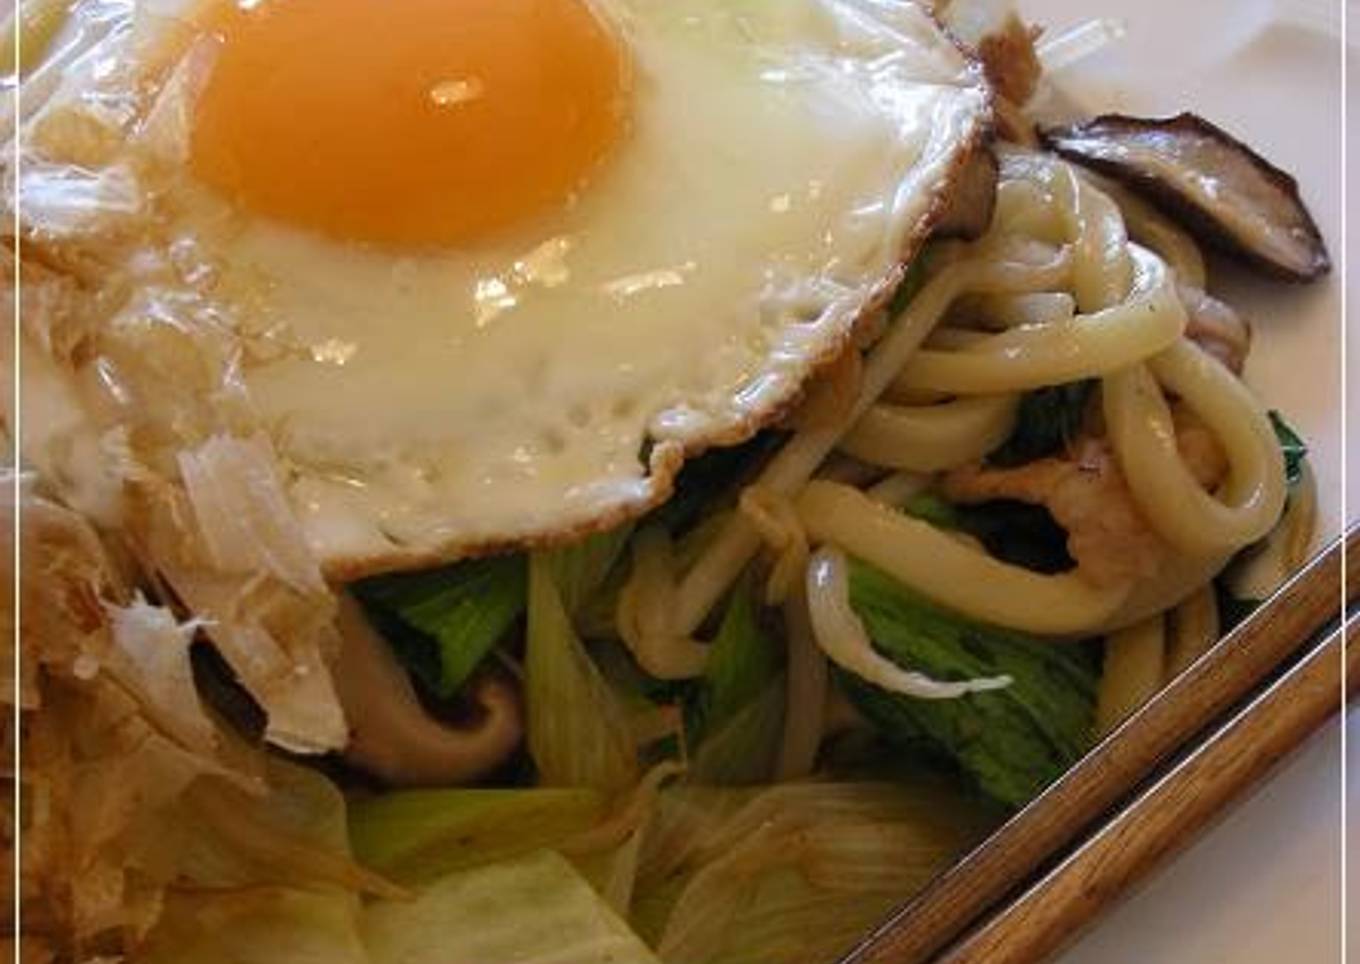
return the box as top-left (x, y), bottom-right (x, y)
top-left (841, 561), bottom-right (1097, 808)
top-left (354, 554), bottom-right (525, 697)
top-left (986, 380), bottom-right (1096, 468)
top-left (353, 526), bottom-right (634, 698)
top-left (1268, 410), bottom-right (1307, 486)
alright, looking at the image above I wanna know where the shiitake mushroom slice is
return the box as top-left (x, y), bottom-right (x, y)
top-left (1042, 113), bottom-right (1331, 282)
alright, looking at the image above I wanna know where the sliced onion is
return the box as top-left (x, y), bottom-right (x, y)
top-left (805, 547), bottom-right (1011, 701)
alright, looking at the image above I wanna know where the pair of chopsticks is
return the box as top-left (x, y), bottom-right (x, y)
top-left (845, 525), bottom-right (1355, 964)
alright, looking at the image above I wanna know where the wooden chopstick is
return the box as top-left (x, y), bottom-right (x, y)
top-left (843, 526), bottom-right (1354, 964)
top-left (938, 619), bottom-right (1353, 963)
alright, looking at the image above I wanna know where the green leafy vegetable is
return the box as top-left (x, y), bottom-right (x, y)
top-left (546, 524), bottom-right (635, 617)
top-left (355, 555), bottom-right (525, 698)
top-left (1268, 410), bottom-right (1308, 487)
top-left (639, 781), bottom-right (993, 964)
top-left (361, 851), bottom-right (662, 964)
top-left (987, 380), bottom-right (1096, 468)
top-left (902, 491), bottom-right (961, 529)
top-left (651, 433), bottom-right (784, 535)
top-left (840, 561), bottom-right (1097, 808)
top-left (353, 525), bottom-right (633, 699)
top-left (349, 788), bottom-right (608, 887)
top-left (690, 581), bottom-right (782, 740)
top-left (526, 553), bottom-right (639, 793)
top-left (887, 245), bottom-right (936, 316)
top-left (904, 494), bottom-right (1074, 575)
top-left (687, 580), bottom-right (786, 785)
top-left (1217, 411), bottom-right (1312, 628)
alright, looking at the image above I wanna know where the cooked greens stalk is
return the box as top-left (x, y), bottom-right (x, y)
top-left (527, 553), bottom-right (640, 793)
top-left (688, 681), bottom-right (785, 786)
top-left (546, 524), bottom-right (637, 616)
top-left (354, 527), bottom-right (633, 697)
top-left (687, 579), bottom-right (785, 785)
top-left (361, 851), bottom-right (662, 964)
top-left (841, 561), bottom-right (1097, 808)
top-left (348, 788), bottom-right (608, 887)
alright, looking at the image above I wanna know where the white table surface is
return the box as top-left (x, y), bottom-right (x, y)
top-left (1055, 714), bottom-right (1349, 964)
top-left (1016, 0), bottom-right (1352, 961)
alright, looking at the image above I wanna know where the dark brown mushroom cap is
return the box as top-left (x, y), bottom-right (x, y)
top-left (1042, 113), bottom-right (1331, 282)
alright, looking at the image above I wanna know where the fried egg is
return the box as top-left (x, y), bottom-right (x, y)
top-left (17, 0), bottom-right (989, 577)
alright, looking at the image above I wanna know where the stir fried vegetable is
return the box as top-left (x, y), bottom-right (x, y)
top-left (1268, 411), bottom-right (1307, 486)
top-left (355, 555), bottom-right (525, 697)
top-left (349, 788), bottom-right (608, 887)
top-left (638, 780), bottom-right (992, 964)
top-left (686, 578), bottom-right (786, 785)
top-left (840, 561), bottom-right (1098, 807)
top-left (363, 851), bottom-right (662, 964)
top-left (987, 380), bottom-right (1096, 468)
top-left (526, 553), bottom-right (640, 792)
top-left (904, 492), bottom-right (1074, 576)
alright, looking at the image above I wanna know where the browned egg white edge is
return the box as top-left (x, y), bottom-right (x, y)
top-left (13, 11), bottom-right (995, 584)
top-left (328, 122), bottom-right (997, 582)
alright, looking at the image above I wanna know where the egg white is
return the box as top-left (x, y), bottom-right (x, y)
top-left (16, 0), bottom-right (990, 576)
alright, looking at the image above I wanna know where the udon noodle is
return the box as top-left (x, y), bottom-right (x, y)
top-left (617, 147), bottom-right (1296, 711)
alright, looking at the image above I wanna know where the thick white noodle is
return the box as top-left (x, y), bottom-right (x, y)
top-left (1166, 585), bottom-right (1219, 678)
top-left (805, 547), bottom-right (1012, 699)
top-left (798, 482), bottom-right (1130, 636)
top-left (670, 251), bottom-right (1071, 637)
top-left (1095, 615), bottom-right (1166, 736)
top-left (839, 394), bottom-right (1019, 472)
top-left (1086, 174), bottom-right (1209, 289)
top-left (962, 291), bottom-right (1077, 329)
top-left (775, 581), bottom-right (827, 780)
top-left (1104, 338), bottom-right (1287, 557)
top-left (1225, 460), bottom-right (1318, 602)
top-left (633, 148), bottom-right (1285, 648)
top-left (893, 244), bottom-right (1185, 395)
top-left (615, 526), bottom-right (710, 680)
top-left (865, 470), bottom-right (931, 507)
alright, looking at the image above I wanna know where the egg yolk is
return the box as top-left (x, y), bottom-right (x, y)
top-left (189, 0), bottom-right (630, 247)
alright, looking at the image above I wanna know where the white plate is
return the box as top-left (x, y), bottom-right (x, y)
top-left (1023, 0), bottom-right (1347, 543)
top-left (1012, 4), bottom-right (1346, 961)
